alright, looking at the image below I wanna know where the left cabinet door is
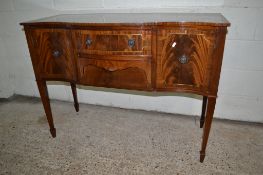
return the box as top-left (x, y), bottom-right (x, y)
top-left (25, 28), bottom-right (76, 81)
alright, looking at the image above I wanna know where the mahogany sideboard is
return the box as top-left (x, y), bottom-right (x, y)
top-left (20, 13), bottom-right (230, 162)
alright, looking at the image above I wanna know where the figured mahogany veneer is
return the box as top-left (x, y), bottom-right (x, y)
top-left (21, 13), bottom-right (230, 162)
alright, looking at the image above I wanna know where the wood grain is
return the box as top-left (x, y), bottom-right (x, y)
top-left (25, 28), bottom-right (76, 81)
top-left (78, 57), bottom-right (151, 90)
top-left (72, 30), bottom-right (152, 56)
top-left (156, 28), bottom-right (217, 95)
top-left (21, 14), bottom-right (229, 162)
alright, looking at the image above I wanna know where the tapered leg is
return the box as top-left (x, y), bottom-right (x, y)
top-left (200, 96), bottom-right (208, 128)
top-left (36, 80), bottom-right (56, 138)
top-left (70, 82), bottom-right (79, 112)
top-left (200, 97), bottom-right (216, 162)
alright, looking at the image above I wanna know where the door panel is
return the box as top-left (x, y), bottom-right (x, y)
top-left (156, 29), bottom-right (217, 93)
top-left (26, 29), bottom-right (76, 81)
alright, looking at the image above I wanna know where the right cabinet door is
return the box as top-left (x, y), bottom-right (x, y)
top-left (156, 28), bottom-right (217, 94)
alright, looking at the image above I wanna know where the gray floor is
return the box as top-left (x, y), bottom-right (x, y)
top-left (0, 96), bottom-right (263, 175)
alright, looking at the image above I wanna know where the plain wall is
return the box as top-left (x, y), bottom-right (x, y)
top-left (0, 0), bottom-right (262, 122)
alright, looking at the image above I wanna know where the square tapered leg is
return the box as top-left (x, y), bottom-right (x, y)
top-left (70, 82), bottom-right (79, 112)
top-left (200, 97), bottom-right (216, 162)
top-left (36, 80), bottom-right (56, 138)
top-left (200, 96), bottom-right (208, 128)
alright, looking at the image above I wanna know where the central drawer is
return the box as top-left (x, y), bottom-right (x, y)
top-left (72, 30), bottom-right (151, 55)
top-left (71, 29), bottom-right (152, 90)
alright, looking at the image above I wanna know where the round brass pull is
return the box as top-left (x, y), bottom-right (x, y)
top-left (86, 37), bottom-right (92, 46)
top-left (178, 55), bottom-right (189, 64)
top-left (52, 50), bottom-right (61, 58)
top-left (128, 39), bottom-right (135, 47)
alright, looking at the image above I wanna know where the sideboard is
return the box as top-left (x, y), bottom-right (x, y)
top-left (20, 13), bottom-right (230, 162)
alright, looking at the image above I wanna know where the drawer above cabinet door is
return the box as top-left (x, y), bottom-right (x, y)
top-left (72, 30), bottom-right (151, 56)
top-left (25, 28), bottom-right (76, 81)
top-left (156, 29), bottom-right (217, 94)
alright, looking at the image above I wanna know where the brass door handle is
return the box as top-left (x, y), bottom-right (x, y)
top-left (128, 39), bottom-right (135, 47)
top-left (178, 54), bottom-right (189, 64)
top-left (52, 50), bottom-right (61, 58)
top-left (86, 37), bottom-right (92, 46)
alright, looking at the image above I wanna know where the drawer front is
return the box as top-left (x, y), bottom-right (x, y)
top-left (72, 30), bottom-right (151, 56)
top-left (78, 56), bottom-right (152, 90)
top-left (25, 28), bottom-right (76, 80)
top-left (156, 29), bottom-right (217, 93)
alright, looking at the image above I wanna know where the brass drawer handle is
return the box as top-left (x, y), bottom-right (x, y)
top-left (86, 37), bottom-right (92, 46)
top-left (178, 54), bottom-right (189, 64)
top-left (52, 50), bottom-right (61, 58)
top-left (128, 39), bottom-right (135, 47)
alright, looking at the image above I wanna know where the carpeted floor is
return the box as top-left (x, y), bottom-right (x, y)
top-left (0, 96), bottom-right (263, 175)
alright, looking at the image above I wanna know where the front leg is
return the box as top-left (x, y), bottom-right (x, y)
top-left (200, 96), bottom-right (208, 128)
top-left (36, 80), bottom-right (56, 138)
top-left (200, 97), bottom-right (216, 162)
top-left (70, 82), bottom-right (79, 112)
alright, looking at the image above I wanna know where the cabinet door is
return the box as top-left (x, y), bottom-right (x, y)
top-left (25, 29), bottom-right (76, 81)
top-left (156, 29), bottom-right (217, 94)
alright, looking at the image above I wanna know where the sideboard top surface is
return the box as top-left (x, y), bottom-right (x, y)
top-left (20, 13), bottom-right (230, 27)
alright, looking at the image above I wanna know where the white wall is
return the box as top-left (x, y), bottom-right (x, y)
top-left (0, 0), bottom-right (263, 122)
